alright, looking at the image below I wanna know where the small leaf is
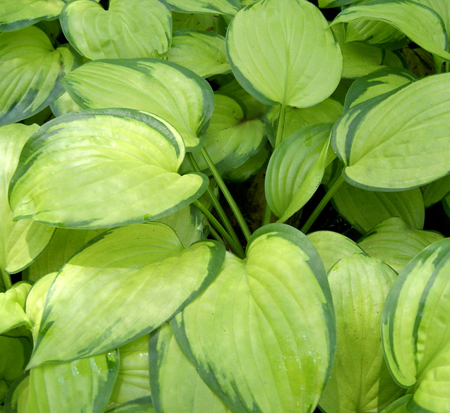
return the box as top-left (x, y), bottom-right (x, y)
top-left (422, 174), bottom-right (450, 208)
top-left (49, 91), bottom-right (82, 117)
top-left (167, 0), bottom-right (241, 15)
top-left (0, 283), bottom-right (32, 334)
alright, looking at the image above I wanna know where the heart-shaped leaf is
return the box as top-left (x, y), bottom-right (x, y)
top-left (61, 0), bottom-right (171, 60)
top-left (167, 0), bottom-right (241, 15)
top-left (172, 224), bottom-right (335, 412)
top-left (63, 59), bottom-right (214, 150)
top-left (28, 223), bottom-right (225, 367)
top-left (10, 109), bottom-right (208, 229)
top-left (226, 0), bottom-right (342, 107)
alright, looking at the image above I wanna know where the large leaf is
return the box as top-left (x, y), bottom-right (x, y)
top-left (332, 0), bottom-right (450, 62)
top-left (332, 73), bottom-right (450, 190)
top-left (9, 109), bottom-right (208, 229)
top-left (27, 223), bottom-right (225, 367)
top-left (167, 0), bottom-right (241, 15)
top-left (226, 0), bottom-right (342, 107)
top-left (0, 26), bottom-right (78, 126)
top-left (319, 254), bottom-right (404, 413)
top-left (63, 59), bottom-right (214, 150)
top-left (0, 0), bottom-right (64, 32)
top-left (0, 124), bottom-right (54, 275)
top-left (172, 224), bottom-right (335, 412)
top-left (382, 238), bottom-right (450, 411)
top-left (149, 324), bottom-right (230, 412)
top-left (61, 0), bottom-right (171, 60)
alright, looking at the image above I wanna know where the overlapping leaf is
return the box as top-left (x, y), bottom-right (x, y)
top-left (346, 20), bottom-right (407, 49)
top-left (167, 0), bottom-right (241, 15)
top-left (10, 109), bottom-right (208, 229)
top-left (0, 283), bottom-right (31, 334)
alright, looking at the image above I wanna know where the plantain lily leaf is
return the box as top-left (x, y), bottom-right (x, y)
top-left (171, 224), bottom-right (335, 412)
top-left (149, 323), bottom-right (231, 412)
top-left (422, 174), bottom-right (450, 208)
top-left (0, 283), bottom-right (32, 334)
top-left (224, 146), bottom-right (269, 182)
top-left (167, 0), bottom-right (241, 15)
top-left (226, 0), bottom-right (342, 107)
top-left (0, 26), bottom-right (78, 126)
top-left (319, 254), bottom-right (404, 413)
top-left (49, 91), bottom-right (83, 117)
top-left (60, 0), bottom-right (171, 60)
top-left (0, 0), bottom-right (64, 32)
top-left (10, 109), bottom-right (209, 229)
top-left (307, 231), bottom-right (364, 273)
top-left (109, 335), bottom-right (151, 406)
top-left (105, 396), bottom-right (155, 413)
top-left (380, 395), bottom-right (411, 413)
top-left (383, 50), bottom-right (407, 69)
top-left (266, 124), bottom-right (334, 223)
top-left (172, 12), bottom-right (226, 34)
top-left (382, 238), bottom-right (450, 411)
top-left (332, 73), bottom-right (450, 190)
top-left (332, 0), bottom-right (450, 62)
top-left (3, 374), bottom-right (30, 411)
top-left (63, 59), bottom-right (214, 150)
top-left (331, 182), bottom-right (425, 234)
top-left (27, 223), bottom-right (225, 367)
top-left (0, 124), bottom-right (55, 275)
top-left (346, 20), bottom-right (407, 49)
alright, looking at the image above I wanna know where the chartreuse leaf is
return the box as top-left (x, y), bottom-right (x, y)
top-left (60, 0), bottom-right (171, 60)
top-left (358, 217), bottom-right (444, 273)
top-left (0, 283), bottom-right (32, 334)
top-left (382, 238), bottom-right (450, 411)
top-left (266, 123), bottom-right (334, 223)
top-left (0, 0), bottom-right (64, 32)
top-left (9, 109), bottom-right (208, 229)
top-left (226, 0), bottom-right (342, 107)
top-left (331, 182), bottom-right (425, 234)
top-left (149, 323), bottom-right (230, 412)
top-left (0, 26), bottom-right (78, 126)
top-left (307, 231), bottom-right (363, 273)
top-left (319, 254), bottom-right (404, 413)
top-left (346, 20), bottom-right (407, 49)
top-left (332, 0), bottom-right (450, 62)
top-left (49, 91), bottom-right (83, 117)
top-left (332, 73), bottom-right (450, 190)
top-left (171, 224), bottom-right (335, 412)
top-left (109, 334), bottom-right (151, 406)
top-left (381, 395), bottom-right (411, 413)
top-left (28, 223), bottom-right (225, 367)
top-left (422, 174), bottom-right (450, 207)
top-left (63, 59), bottom-right (214, 150)
top-left (4, 374), bottom-right (30, 411)
top-left (167, 0), bottom-right (241, 15)
top-left (0, 124), bottom-right (55, 276)
top-left (224, 146), bottom-right (269, 182)
top-left (105, 396), bottom-right (155, 413)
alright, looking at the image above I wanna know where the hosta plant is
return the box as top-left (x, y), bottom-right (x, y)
top-left (1, 0), bottom-right (450, 412)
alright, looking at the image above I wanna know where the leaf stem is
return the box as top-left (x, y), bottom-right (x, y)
top-left (274, 104), bottom-right (287, 149)
top-left (301, 173), bottom-right (344, 234)
top-left (262, 197), bottom-right (273, 226)
top-left (200, 147), bottom-right (251, 243)
top-left (1, 268), bottom-right (11, 290)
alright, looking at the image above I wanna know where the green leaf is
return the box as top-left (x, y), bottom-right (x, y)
top-left (149, 324), bottom-right (231, 412)
top-left (226, 0), bottom-right (342, 107)
top-left (0, 0), bottom-right (64, 32)
top-left (28, 223), bottom-right (225, 367)
top-left (167, 0), bottom-right (241, 15)
top-left (358, 217), bottom-right (444, 273)
top-left (332, 0), bottom-right (450, 62)
top-left (4, 374), bottom-right (30, 411)
top-left (60, 0), bottom-right (171, 60)
top-left (422, 174), bottom-right (450, 208)
top-left (172, 12), bottom-right (226, 34)
top-left (0, 283), bottom-right (32, 334)
top-left (172, 224), bottom-right (335, 412)
top-left (0, 124), bottom-right (55, 275)
top-left (63, 59), bottom-right (214, 150)
top-left (105, 396), bottom-right (155, 413)
top-left (319, 254), bottom-right (404, 413)
top-left (0, 26), bottom-right (78, 126)
top-left (380, 395), bottom-right (411, 413)
top-left (266, 123), bottom-right (334, 223)
top-left (382, 238), bottom-right (450, 411)
top-left (346, 20), bottom-right (407, 49)
top-left (168, 30), bottom-right (229, 78)
top-left (331, 182), bottom-right (425, 234)
top-left (49, 91), bottom-right (82, 117)
top-left (10, 109), bottom-right (208, 229)
top-left (332, 73), bottom-right (450, 190)
top-left (223, 146), bottom-right (269, 182)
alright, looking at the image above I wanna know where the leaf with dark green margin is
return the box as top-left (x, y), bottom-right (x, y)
top-left (172, 224), bottom-right (335, 412)
top-left (0, 283), bottom-right (32, 334)
top-left (0, 124), bottom-right (55, 275)
top-left (63, 59), bottom-right (214, 150)
top-left (422, 174), bottom-right (450, 208)
top-left (266, 123), bottom-right (334, 223)
top-left (149, 323), bottom-right (231, 412)
top-left (0, 0), bottom-right (64, 32)
top-left (382, 238), bottom-right (450, 411)
top-left (4, 374), bottom-right (30, 411)
top-left (358, 217), bottom-right (444, 273)
top-left (27, 223), bottom-right (225, 367)
top-left (0, 26), bottom-right (78, 126)
top-left (224, 146), bottom-right (269, 182)
top-left (167, 0), bottom-right (240, 15)
top-left (9, 109), bottom-right (208, 229)
top-left (226, 0), bottom-right (342, 107)
top-left (332, 73), bottom-right (450, 190)
top-left (172, 12), bottom-right (226, 34)
top-left (331, 182), bottom-right (425, 234)
top-left (49, 91), bottom-right (82, 117)
top-left (60, 0), bottom-right (171, 60)
top-left (332, 0), bottom-right (450, 62)
top-left (319, 254), bottom-right (405, 413)
top-left (346, 20), bottom-right (407, 49)
top-left (105, 396), bottom-right (155, 413)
